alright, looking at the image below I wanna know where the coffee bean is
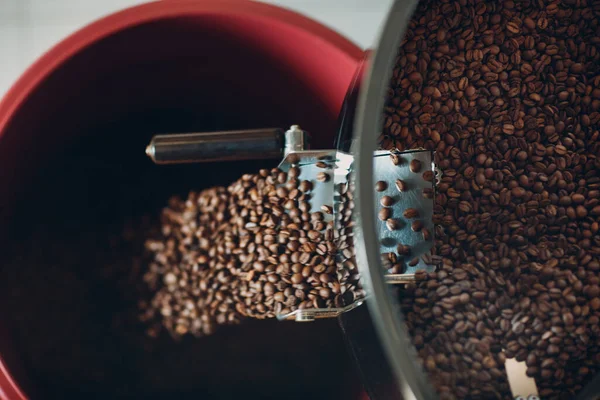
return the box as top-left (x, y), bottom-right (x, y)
top-left (264, 282), bottom-right (275, 296)
top-left (436, 286), bottom-right (449, 297)
top-left (291, 274), bottom-right (303, 284)
top-left (395, 179), bottom-right (407, 192)
top-left (572, 193), bottom-right (585, 204)
top-left (502, 124), bottom-right (515, 135)
top-left (378, 208), bottom-right (391, 221)
top-left (320, 205), bottom-right (333, 215)
top-left (380, 196), bottom-right (394, 207)
top-left (422, 170), bottom-right (434, 182)
top-left (386, 219), bottom-right (401, 231)
top-left (408, 257), bottom-right (419, 267)
top-left (511, 187), bottom-right (526, 198)
top-left (376, 181), bottom-right (388, 192)
top-left (411, 220), bottom-right (424, 232)
top-left (316, 172), bottom-right (329, 182)
top-left (299, 180), bottom-right (312, 192)
top-left (410, 159), bottom-right (422, 173)
top-left (403, 208), bottom-right (419, 219)
top-left (422, 228), bottom-right (431, 241)
top-left (576, 205), bottom-right (588, 218)
top-left (397, 244), bottom-right (411, 256)
top-left (307, 230), bottom-right (321, 241)
top-left (506, 21), bottom-right (521, 34)
top-left (288, 166), bottom-right (300, 178)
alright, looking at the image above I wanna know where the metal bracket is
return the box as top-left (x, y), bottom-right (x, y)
top-left (277, 300), bottom-right (364, 322)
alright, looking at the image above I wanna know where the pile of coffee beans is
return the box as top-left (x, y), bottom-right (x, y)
top-left (381, 0), bottom-right (600, 398)
top-left (141, 165), bottom-right (362, 339)
top-left (0, 147), bottom-right (362, 399)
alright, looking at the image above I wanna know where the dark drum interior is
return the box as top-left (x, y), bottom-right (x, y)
top-left (0, 14), bottom-right (362, 400)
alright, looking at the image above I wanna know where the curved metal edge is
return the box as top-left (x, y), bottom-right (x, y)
top-left (351, 1), bottom-right (438, 400)
top-left (576, 371), bottom-right (600, 400)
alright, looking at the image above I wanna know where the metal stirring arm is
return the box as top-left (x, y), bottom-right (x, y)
top-left (145, 125), bottom-right (308, 164)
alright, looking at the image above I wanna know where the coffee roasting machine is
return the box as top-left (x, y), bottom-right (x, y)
top-left (144, 1), bottom-right (600, 399)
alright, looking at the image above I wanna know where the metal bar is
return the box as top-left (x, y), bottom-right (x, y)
top-left (145, 128), bottom-right (284, 164)
top-left (277, 300), bottom-right (364, 322)
top-left (385, 274), bottom-right (416, 284)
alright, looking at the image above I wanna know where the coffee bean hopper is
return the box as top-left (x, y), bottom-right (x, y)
top-left (144, 1), bottom-right (600, 399)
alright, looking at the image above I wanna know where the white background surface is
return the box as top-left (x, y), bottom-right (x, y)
top-left (0, 0), bottom-right (392, 99)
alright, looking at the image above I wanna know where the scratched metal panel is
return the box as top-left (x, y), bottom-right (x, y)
top-left (372, 149), bottom-right (435, 274)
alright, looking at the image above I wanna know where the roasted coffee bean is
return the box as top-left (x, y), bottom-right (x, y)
top-left (376, 181), bottom-right (388, 192)
top-left (316, 172), bottom-right (329, 183)
top-left (422, 228), bottom-right (431, 241)
top-left (386, 219), bottom-right (401, 231)
top-left (307, 230), bottom-right (321, 241)
top-left (291, 273), bottom-right (303, 285)
top-left (411, 220), bottom-right (423, 232)
top-left (320, 205), bottom-right (333, 215)
top-left (380, 196), bottom-right (394, 207)
top-left (395, 179), bottom-right (407, 192)
top-left (378, 208), bottom-right (392, 221)
top-left (299, 180), bottom-right (312, 192)
top-left (288, 166), bottom-right (300, 178)
top-left (403, 208), bottom-right (419, 219)
top-left (410, 159), bottom-right (422, 173)
top-left (422, 170), bottom-right (434, 182)
top-left (397, 244), bottom-right (411, 256)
